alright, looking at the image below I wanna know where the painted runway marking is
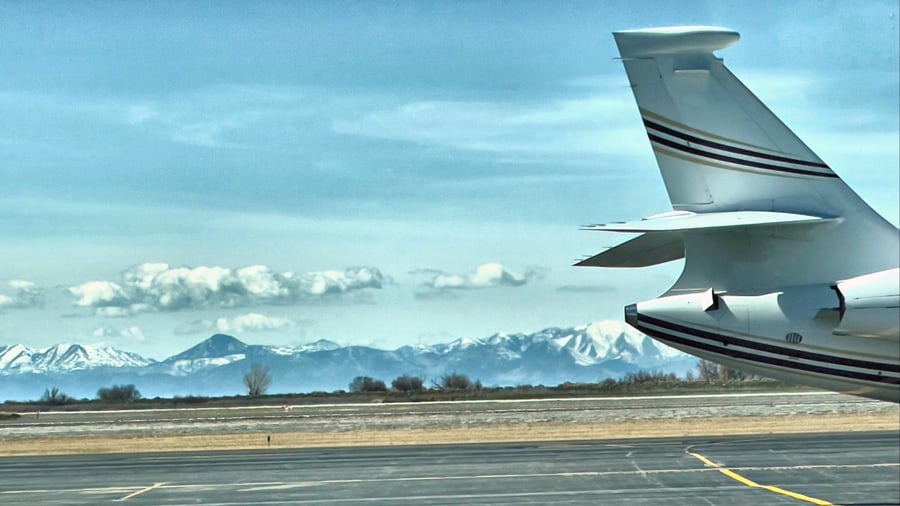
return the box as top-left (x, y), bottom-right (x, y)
top-left (240, 483), bottom-right (321, 492)
top-left (687, 450), bottom-right (832, 505)
top-left (2, 463), bottom-right (895, 498)
top-left (0, 464), bottom-right (900, 500)
top-left (115, 482), bottom-right (166, 502)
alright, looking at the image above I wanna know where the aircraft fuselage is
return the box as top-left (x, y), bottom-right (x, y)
top-left (627, 281), bottom-right (899, 402)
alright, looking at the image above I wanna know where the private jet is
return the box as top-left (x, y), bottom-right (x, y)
top-left (578, 26), bottom-right (899, 402)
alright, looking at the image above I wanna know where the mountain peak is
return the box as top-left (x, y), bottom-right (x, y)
top-left (308, 339), bottom-right (340, 351)
top-left (166, 334), bottom-right (248, 362)
top-left (206, 334), bottom-right (248, 348)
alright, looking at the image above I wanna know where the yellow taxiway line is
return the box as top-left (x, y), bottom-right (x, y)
top-left (687, 450), bottom-right (832, 505)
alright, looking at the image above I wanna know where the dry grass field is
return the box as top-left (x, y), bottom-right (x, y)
top-left (2, 393), bottom-right (897, 456)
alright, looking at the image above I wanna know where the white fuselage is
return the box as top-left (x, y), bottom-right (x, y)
top-left (627, 284), bottom-right (900, 402)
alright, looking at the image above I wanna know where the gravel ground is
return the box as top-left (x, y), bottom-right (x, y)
top-left (0, 392), bottom-right (900, 456)
top-left (2, 392), bottom-right (896, 442)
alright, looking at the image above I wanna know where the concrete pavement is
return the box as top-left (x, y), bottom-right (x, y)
top-left (0, 431), bottom-right (897, 505)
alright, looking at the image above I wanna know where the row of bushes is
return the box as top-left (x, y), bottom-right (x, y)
top-left (40, 384), bottom-right (141, 405)
top-left (349, 372), bottom-right (481, 393)
top-left (34, 360), bottom-right (761, 405)
top-left (347, 360), bottom-right (750, 395)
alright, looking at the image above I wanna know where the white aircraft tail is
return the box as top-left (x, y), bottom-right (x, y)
top-left (594, 27), bottom-right (900, 403)
top-left (584, 27), bottom-right (898, 293)
top-left (614, 26), bottom-right (840, 213)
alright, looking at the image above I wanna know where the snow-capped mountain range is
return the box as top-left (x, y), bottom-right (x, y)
top-left (0, 321), bottom-right (697, 401)
top-left (0, 344), bottom-right (152, 373)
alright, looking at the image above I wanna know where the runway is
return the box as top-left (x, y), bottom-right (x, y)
top-left (0, 431), bottom-right (897, 505)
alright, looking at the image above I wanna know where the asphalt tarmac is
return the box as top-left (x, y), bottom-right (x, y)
top-left (0, 431), bottom-right (897, 505)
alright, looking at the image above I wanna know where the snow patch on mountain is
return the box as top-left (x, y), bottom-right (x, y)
top-left (167, 354), bottom-right (247, 376)
top-left (270, 339), bottom-right (342, 355)
top-left (425, 321), bottom-right (686, 367)
top-left (0, 343), bottom-right (154, 374)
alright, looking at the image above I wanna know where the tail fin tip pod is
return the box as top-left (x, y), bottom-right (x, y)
top-left (613, 26), bottom-right (739, 58)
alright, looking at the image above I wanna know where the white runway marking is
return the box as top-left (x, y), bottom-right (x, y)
top-left (115, 482), bottom-right (165, 501)
top-left (240, 483), bottom-right (322, 492)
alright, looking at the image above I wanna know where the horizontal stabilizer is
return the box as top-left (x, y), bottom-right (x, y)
top-left (575, 232), bottom-right (683, 268)
top-left (583, 210), bottom-right (835, 233)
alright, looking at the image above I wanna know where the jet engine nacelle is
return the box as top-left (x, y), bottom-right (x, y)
top-left (833, 268), bottom-right (900, 339)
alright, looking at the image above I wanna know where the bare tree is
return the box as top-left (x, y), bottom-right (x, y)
top-left (391, 375), bottom-right (424, 393)
top-left (439, 372), bottom-right (474, 390)
top-left (697, 360), bottom-right (754, 383)
top-left (243, 364), bottom-right (272, 397)
top-left (97, 384), bottom-right (142, 403)
top-left (697, 359), bottom-right (719, 384)
top-left (717, 363), bottom-right (731, 383)
top-left (349, 376), bottom-right (387, 393)
top-left (41, 387), bottom-right (71, 405)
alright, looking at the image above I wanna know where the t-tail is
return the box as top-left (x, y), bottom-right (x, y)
top-left (579, 27), bottom-right (899, 402)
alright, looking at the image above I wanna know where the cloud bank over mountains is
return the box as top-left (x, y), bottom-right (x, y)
top-left (2, 260), bottom-right (551, 358)
top-left (175, 313), bottom-right (300, 336)
top-left (414, 262), bottom-right (543, 299)
top-left (67, 263), bottom-right (386, 316)
top-left (5, 260), bottom-right (546, 352)
top-left (61, 261), bottom-right (541, 317)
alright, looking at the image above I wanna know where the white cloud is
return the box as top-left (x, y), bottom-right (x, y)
top-left (175, 313), bottom-right (304, 335)
top-left (215, 313), bottom-right (297, 333)
top-left (0, 280), bottom-right (45, 309)
top-left (92, 325), bottom-right (146, 342)
top-left (471, 263), bottom-right (526, 287)
top-left (95, 307), bottom-right (134, 318)
top-left (8, 280), bottom-right (36, 290)
top-left (174, 319), bottom-right (216, 335)
top-left (69, 281), bottom-right (129, 308)
top-left (68, 263), bottom-right (385, 315)
top-left (418, 262), bottom-right (539, 292)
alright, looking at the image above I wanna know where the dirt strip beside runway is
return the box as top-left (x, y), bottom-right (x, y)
top-left (3, 411), bottom-right (897, 456)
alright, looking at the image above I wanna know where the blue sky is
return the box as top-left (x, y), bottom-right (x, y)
top-left (1, 1), bottom-right (897, 359)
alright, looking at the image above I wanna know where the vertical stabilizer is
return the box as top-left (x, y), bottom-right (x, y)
top-left (610, 26), bottom-right (898, 291)
top-left (614, 27), bottom-right (838, 214)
